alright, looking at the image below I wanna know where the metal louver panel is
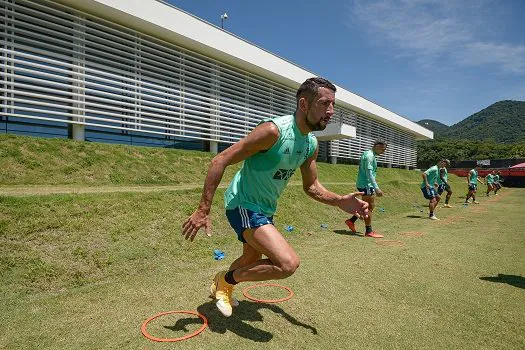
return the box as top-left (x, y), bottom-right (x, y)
top-left (0, 0), bottom-right (417, 167)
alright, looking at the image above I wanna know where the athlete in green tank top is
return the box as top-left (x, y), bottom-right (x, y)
top-left (465, 166), bottom-right (485, 204)
top-left (421, 165), bottom-right (440, 189)
top-left (421, 159), bottom-right (449, 220)
top-left (437, 167), bottom-right (448, 185)
top-left (485, 172), bottom-right (495, 196)
top-left (437, 162), bottom-right (453, 207)
top-left (224, 114), bottom-right (317, 216)
top-left (346, 141), bottom-right (387, 238)
top-left (493, 172), bottom-right (503, 195)
top-left (183, 77), bottom-right (369, 318)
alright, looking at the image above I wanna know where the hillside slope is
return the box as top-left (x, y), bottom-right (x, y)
top-left (416, 119), bottom-right (449, 138)
top-left (445, 100), bottom-right (525, 143)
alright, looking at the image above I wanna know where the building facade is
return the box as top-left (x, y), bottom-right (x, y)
top-left (0, 0), bottom-right (433, 167)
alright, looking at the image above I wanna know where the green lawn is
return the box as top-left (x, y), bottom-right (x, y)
top-left (1, 134), bottom-right (524, 349)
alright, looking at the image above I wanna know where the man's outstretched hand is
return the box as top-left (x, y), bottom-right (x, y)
top-left (338, 192), bottom-right (369, 218)
top-left (182, 209), bottom-right (211, 241)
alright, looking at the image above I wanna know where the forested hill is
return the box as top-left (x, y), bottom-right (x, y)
top-left (445, 100), bottom-right (525, 143)
top-left (417, 100), bottom-right (525, 143)
top-left (416, 119), bottom-right (449, 138)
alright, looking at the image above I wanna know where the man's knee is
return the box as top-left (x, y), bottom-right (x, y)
top-left (277, 255), bottom-right (300, 278)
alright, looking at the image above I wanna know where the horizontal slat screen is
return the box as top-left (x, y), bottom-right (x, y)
top-left (0, 0), bottom-right (417, 167)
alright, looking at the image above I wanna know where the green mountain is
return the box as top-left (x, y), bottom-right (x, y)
top-left (417, 100), bottom-right (525, 143)
top-left (416, 119), bottom-right (450, 138)
top-left (444, 100), bottom-right (525, 143)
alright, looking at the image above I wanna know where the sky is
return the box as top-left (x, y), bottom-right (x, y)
top-left (165, 0), bottom-right (525, 126)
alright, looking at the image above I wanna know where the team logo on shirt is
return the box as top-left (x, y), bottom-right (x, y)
top-left (273, 169), bottom-right (295, 180)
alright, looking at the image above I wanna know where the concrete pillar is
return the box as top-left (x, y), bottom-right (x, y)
top-left (210, 140), bottom-right (219, 154)
top-left (72, 122), bottom-right (85, 141)
top-left (331, 156), bottom-right (337, 164)
top-left (387, 163), bottom-right (392, 168)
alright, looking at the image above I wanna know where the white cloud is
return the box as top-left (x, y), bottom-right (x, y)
top-left (349, 0), bottom-right (525, 74)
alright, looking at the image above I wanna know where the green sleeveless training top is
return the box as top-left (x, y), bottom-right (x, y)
top-left (469, 169), bottom-right (478, 184)
top-left (437, 167), bottom-right (448, 185)
top-left (224, 114), bottom-right (318, 216)
top-left (421, 165), bottom-right (439, 188)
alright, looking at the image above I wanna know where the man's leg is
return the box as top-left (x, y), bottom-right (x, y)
top-left (465, 189), bottom-right (473, 203)
top-left (213, 225), bottom-right (297, 317)
top-left (361, 195), bottom-right (382, 238)
top-left (444, 189), bottom-right (452, 207)
top-left (231, 225), bottom-right (300, 282)
top-left (211, 243), bottom-right (261, 306)
top-left (429, 197), bottom-right (439, 219)
top-left (230, 243), bottom-right (263, 271)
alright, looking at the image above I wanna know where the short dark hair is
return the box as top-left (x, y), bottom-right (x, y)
top-left (296, 77), bottom-right (336, 106)
top-left (373, 139), bottom-right (388, 147)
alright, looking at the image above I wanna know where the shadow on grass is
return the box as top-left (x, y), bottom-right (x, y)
top-left (165, 300), bottom-right (317, 342)
top-left (479, 274), bottom-right (525, 289)
top-left (406, 215), bottom-right (426, 219)
top-left (333, 229), bottom-right (363, 237)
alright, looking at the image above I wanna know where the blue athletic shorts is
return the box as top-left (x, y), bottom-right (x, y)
top-left (421, 186), bottom-right (438, 200)
top-left (437, 184), bottom-right (451, 194)
top-left (468, 184), bottom-right (477, 191)
top-left (357, 187), bottom-right (375, 196)
top-left (226, 207), bottom-right (274, 243)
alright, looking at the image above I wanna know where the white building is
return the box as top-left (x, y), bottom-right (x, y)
top-left (0, 0), bottom-right (432, 167)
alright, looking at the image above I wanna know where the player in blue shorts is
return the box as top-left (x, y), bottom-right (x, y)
top-left (465, 166), bottom-right (484, 204)
top-left (345, 140), bottom-right (388, 238)
top-left (421, 159), bottom-right (449, 220)
top-left (485, 171), bottom-right (495, 197)
top-left (493, 171), bottom-right (503, 195)
top-left (436, 159), bottom-right (452, 208)
top-left (182, 77), bottom-right (369, 317)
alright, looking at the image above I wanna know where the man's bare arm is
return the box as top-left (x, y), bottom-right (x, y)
top-left (300, 147), bottom-right (368, 217)
top-left (182, 122), bottom-right (279, 241)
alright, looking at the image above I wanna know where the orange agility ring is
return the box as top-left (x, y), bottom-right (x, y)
top-left (141, 310), bottom-right (208, 342)
top-left (242, 283), bottom-right (294, 303)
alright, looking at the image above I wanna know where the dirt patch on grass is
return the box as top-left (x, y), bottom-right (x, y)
top-left (375, 240), bottom-right (405, 247)
top-left (399, 231), bottom-right (425, 237)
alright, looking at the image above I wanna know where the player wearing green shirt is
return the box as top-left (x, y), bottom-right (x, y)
top-left (421, 159), bottom-right (449, 220)
top-left (493, 171), bottom-right (503, 195)
top-left (485, 171), bottom-right (495, 196)
top-left (465, 165), bottom-right (485, 204)
top-left (437, 160), bottom-right (453, 207)
top-left (345, 140), bottom-right (388, 238)
top-left (183, 77), bottom-right (369, 317)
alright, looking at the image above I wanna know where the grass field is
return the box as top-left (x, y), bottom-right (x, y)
top-left (1, 134), bottom-right (524, 349)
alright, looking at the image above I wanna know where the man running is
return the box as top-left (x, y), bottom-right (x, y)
top-left (493, 171), bottom-right (503, 195)
top-left (421, 159), bottom-right (449, 220)
top-left (485, 171), bottom-right (495, 197)
top-left (345, 140), bottom-right (387, 238)
top-left (182, 77), bottom-right (369, 317)
top-left (465, 165), bottom-right (484, 204)
top-left (437, 159), bottom-right (452, 208)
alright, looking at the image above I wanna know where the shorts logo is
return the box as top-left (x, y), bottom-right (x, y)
top-left (283, 147), bottom-right (290, 155)
top-left (273, 168), bottom-right (295, 180)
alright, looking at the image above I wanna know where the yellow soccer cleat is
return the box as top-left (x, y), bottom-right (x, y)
top-left (210, 278), bottom-right (239, 307)
top-left (212, 271), bottom-right (235, 317)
